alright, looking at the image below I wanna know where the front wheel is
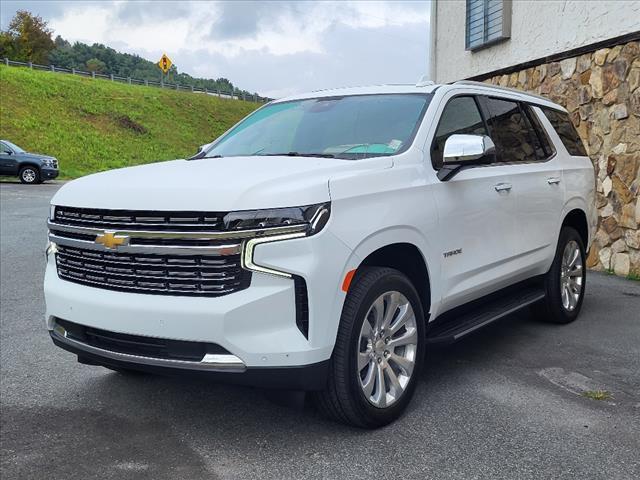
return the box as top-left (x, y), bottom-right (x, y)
top-left (314, 267), bottom-right (425, 428)
top-left (532, 226), bottom-right (586, 324)
top-left (19, 166), bottom-right (41, 184)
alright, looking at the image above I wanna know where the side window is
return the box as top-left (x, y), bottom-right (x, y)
top-left (522, 104), bottom-right (555, 160)
top-left (484, 97), bottom-right (538, 163)
top-left (540, 107), bottom-right (588, 157)
top-left (431, 96), bottom-right (488, 168)
top-left (0, 142), bottom-right (11, 154)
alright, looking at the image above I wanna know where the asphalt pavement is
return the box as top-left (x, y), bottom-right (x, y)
top-left (1, 181), bottom-right (639, 480)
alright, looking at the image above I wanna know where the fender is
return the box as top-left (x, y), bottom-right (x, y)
top-left (329, 226), bottom-right (442, 328)
top-left (17, 161), bottom-right (41, 171)
top-left (559, 196), bottom-right (593, 248)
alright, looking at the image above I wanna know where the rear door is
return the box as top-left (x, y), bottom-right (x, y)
top-left (481, 97), bottom-right (565, 277)
top-left (429, 94), bottom-right (519, 312)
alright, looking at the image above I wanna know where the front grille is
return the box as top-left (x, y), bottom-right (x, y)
top-left (55, 244), bottom-right (251, 296)
top-left (57, 318), bottom-right (229, 361)
top-left (54, 206), bottom-right (227, 231)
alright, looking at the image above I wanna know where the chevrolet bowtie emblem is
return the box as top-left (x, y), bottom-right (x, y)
top-left (95, 231), bottom-right (129, 250)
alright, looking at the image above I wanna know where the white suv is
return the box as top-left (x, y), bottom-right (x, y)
top-left (45, 81), bottom-right (596, 428)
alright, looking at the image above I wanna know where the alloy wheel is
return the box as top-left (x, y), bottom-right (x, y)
top-left (357, 291), bottom-right (418, 408)
top-left (21, 168), bottom-right (37, 183)
top-left (560, 240), bottom-right (583, 311)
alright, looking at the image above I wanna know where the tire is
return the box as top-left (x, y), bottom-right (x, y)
top-left (532, 226), bottom-right (586, 324)
top-left (314, 267), bottom-right (426, 428)
top-left (19, 166), bottom-right (41, 184)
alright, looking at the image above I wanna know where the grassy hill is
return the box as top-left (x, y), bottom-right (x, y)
top-left (0, 65), bottom-right (259, 178)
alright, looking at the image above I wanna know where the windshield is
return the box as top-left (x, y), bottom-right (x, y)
top-left (2, 140), bottom-right (25, 153)
top-left (203, 93), bottom-right (432, 160)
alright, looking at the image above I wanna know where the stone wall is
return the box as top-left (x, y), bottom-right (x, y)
top-left (483, 40), bottom-right (640, 278)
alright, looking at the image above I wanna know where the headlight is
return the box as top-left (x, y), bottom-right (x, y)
top-left (237, 203), bottom-right (331, 278)
top-left (43, 158), bottom-right (56, 167)
top-left (224, 203), bottom-right (330, 236)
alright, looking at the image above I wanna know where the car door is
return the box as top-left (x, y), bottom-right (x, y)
top-left (0, 142), bottom-right (18, 175)
top-left (429, 94), bottom-right (519, 312)
top-left (481, 97), bottom-right (565, 277)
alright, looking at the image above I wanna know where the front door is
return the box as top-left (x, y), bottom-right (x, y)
top-left (0, 142), bottom-right (18, 175)
top-left (429, 94), bottom-right (519, 312)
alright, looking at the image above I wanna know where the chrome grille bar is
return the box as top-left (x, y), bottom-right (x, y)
top-left (48, 220), bottom-right (307, 241)
top-left (48, 232), bottom-right (243, 256)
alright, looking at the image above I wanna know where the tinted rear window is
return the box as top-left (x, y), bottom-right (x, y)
top-left (540, 107), bottom-right (587, 157)
top-left (484, 97), bottom-right (538, 163)
top-left (522, 104), bottom-right (555, 160)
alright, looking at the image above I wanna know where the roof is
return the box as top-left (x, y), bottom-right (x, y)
top-left (451, 80), bottom-right (565, 110)
top-left (273, 83), bottom-right (439, 103)
top-left (272, 81), bottom-right (565, 111)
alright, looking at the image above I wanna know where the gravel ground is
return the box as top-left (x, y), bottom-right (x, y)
top-left (1, 182), bottom-right (639, 480)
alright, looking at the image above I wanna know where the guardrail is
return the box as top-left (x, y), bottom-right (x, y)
top-left (2, 57), bottom-right (271, 103)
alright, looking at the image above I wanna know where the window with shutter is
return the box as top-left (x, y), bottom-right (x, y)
top-left (466, 0), bottom-right (512, 51)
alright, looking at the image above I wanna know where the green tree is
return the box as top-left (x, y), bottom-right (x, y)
top-left (1, 10), bottom-right (55, 64)
top-left (86, 57), bottom-right (106, 73)
top-left (0, 31), bottom-right (17, 59)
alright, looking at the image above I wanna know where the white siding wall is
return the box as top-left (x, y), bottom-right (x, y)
top-left (434, 0), bottom-right (640, 83)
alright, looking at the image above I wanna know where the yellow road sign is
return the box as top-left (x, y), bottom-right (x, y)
top-left (157, 53), bottom-right (172, 74)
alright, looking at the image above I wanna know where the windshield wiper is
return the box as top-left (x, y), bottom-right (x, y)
top-left (258, 151), bottom-right (335, 158)
top-left (189, 152), bottom-right (222, 160)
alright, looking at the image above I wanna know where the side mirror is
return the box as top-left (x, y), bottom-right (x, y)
top-left (438, 134), bottom-right (496, 181)
top-left (443, 134), bottom-right (496, 165)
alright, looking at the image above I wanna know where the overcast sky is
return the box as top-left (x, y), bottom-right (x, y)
top-left (0, 0), bottom-right (431, 98)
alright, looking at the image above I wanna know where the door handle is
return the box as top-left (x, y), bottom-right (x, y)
top-left (494, 183), bottom-right (512, 192)
top-left (547, 177), bottom-right (561, 185)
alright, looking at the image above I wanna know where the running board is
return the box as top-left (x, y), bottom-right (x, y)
top-left (427, 286), bottom-right (545, 344)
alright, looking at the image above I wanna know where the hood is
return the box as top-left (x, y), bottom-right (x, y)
top-left (52, 156), bottom-right (391, 211)
top-left (22, 153), bottom-right (56, 161)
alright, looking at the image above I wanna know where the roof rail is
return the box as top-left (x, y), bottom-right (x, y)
top-left (452, 80), bottom-right (552, 103)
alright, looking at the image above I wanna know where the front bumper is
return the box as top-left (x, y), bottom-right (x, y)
top-left (41, 167), bottom-right (59, 180)
top-left (49, 323), bottom-right (329, 390)
top-left (45, 228), bottom-right (356, 378)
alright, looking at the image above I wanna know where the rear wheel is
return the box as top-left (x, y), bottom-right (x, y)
top-left (19, 166), bottom-right (41, 184)
top-left (532, 227), bottom-right (586, 324)
top-left (314, 267), bottom-right (425, 428)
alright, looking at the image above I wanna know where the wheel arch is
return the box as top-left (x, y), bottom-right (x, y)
top-left (18, 162), bottom-right (41, 171)
top-left (561, 208), bottom-right (589, 249)
top-left (351, 240), bottom-right (433, 321)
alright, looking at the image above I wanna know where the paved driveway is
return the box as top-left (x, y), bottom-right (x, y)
top-left (1, 182), bottom-right (639, 480)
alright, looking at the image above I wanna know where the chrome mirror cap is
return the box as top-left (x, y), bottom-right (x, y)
top-left (443, 134), bottom-right (496, 164)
